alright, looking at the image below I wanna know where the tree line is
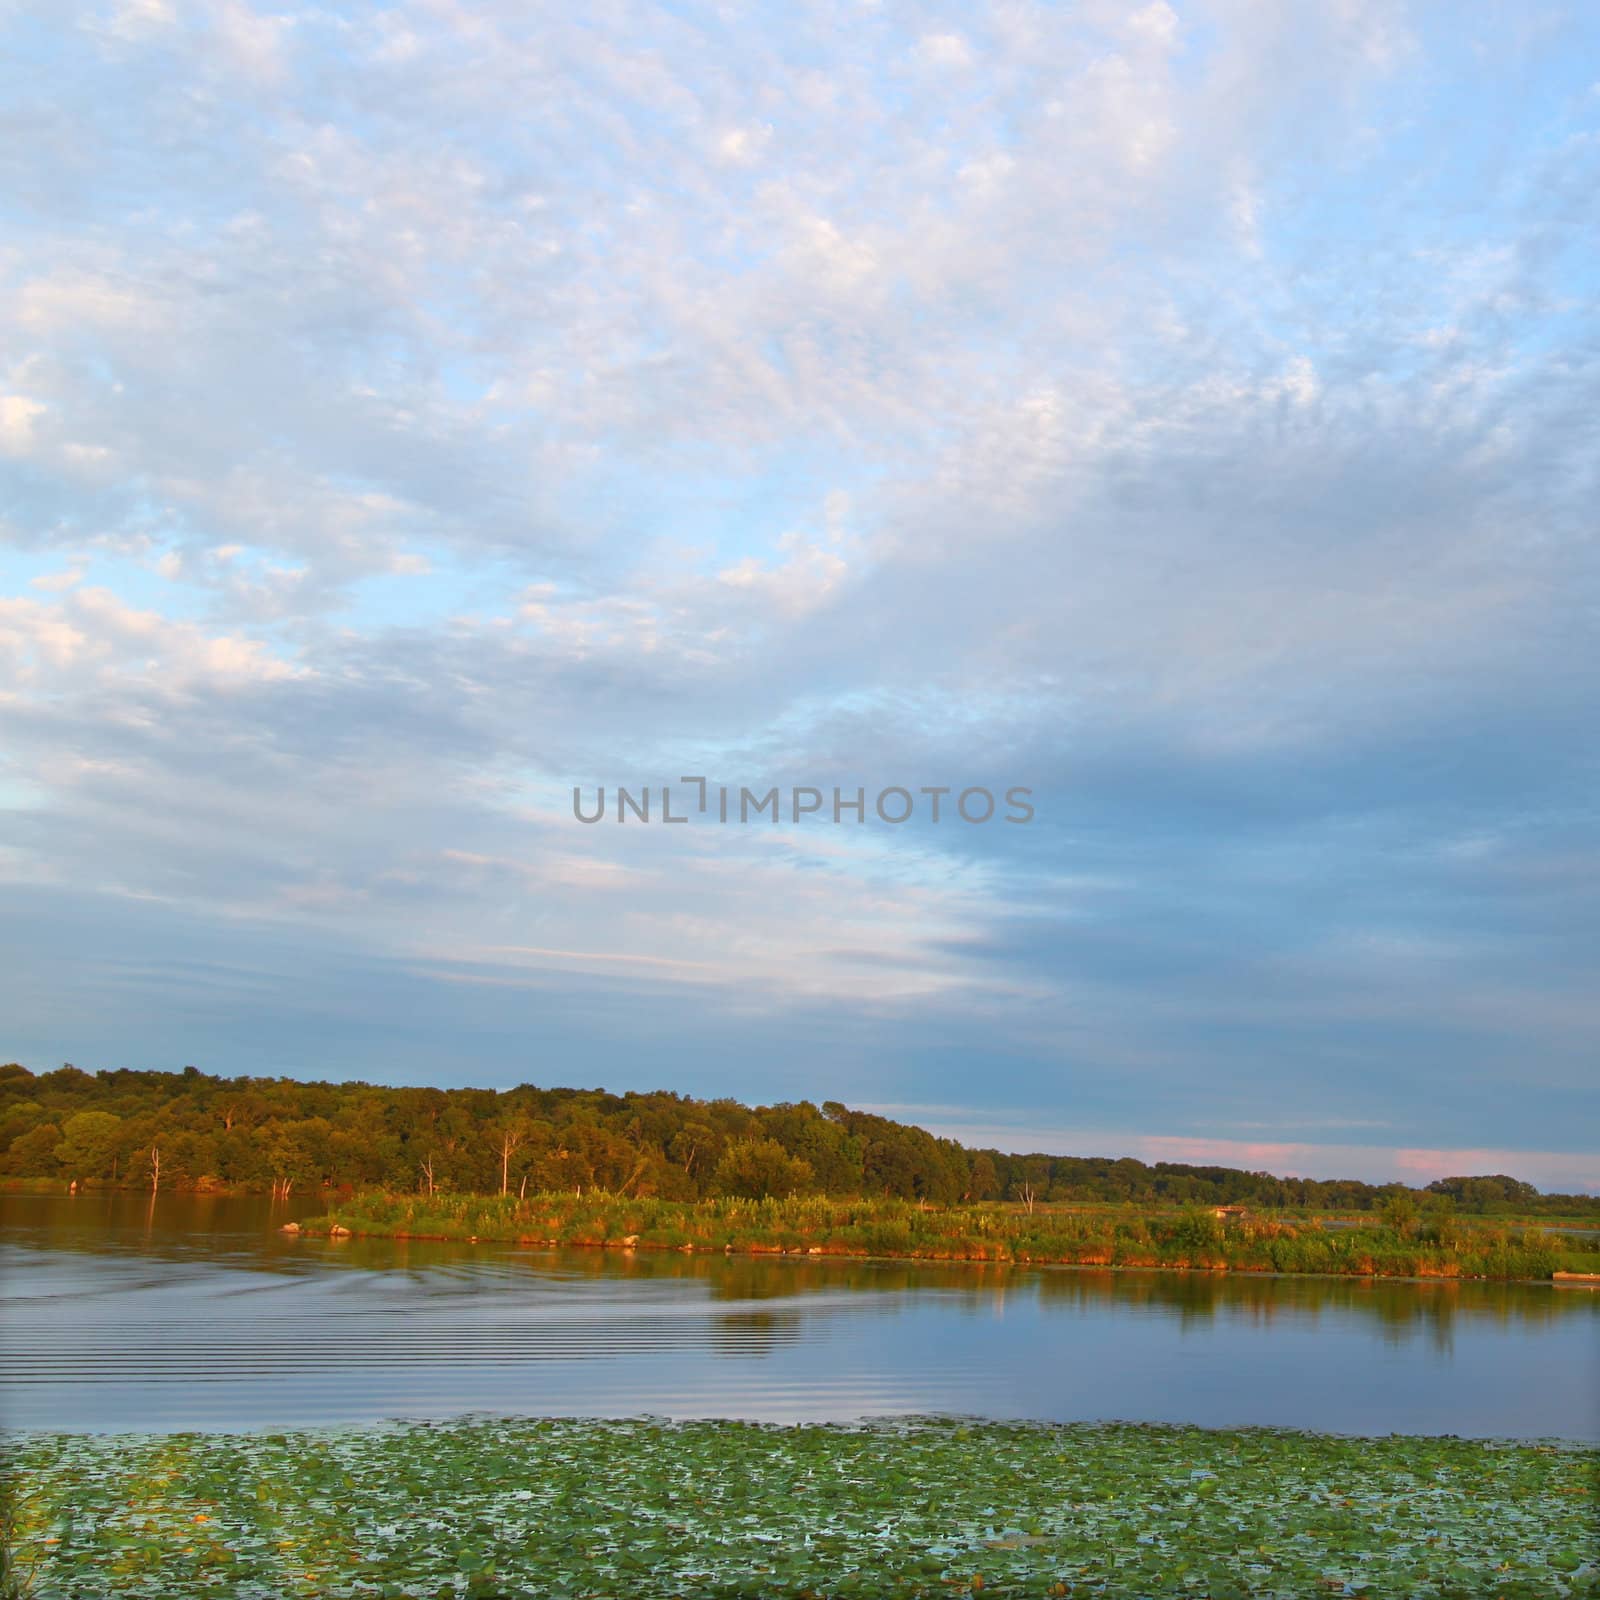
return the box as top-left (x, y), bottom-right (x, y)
top-left (2, 1062), bottom-right (1591, 1215)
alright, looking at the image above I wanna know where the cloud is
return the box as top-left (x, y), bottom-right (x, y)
top-left (0, 0), bottom-right (1596, 1182)
top-left (0, 586), bottom-right (303, 689)
top-left (101, 0), bottom-right (177, 39)
top-left (915, 33), bottom-right (973, 69)
top-left (0, 394), bottom-right (49, 459)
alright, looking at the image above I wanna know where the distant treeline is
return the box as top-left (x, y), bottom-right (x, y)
top-left (2, 1062), bottom-right (1593, 1215)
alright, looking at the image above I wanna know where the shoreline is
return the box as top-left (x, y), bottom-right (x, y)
top-left (285, 1220), bottom-right (1585, 1286)
top-left (285, 1188), bottom-right (1600, 1284)
top-left (6, 1413), bottom-right (1598, 1449)
top-left (8, 1179), bottom-right (1599, 1230)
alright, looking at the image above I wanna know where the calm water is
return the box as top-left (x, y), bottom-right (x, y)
top-left (2, 1192), bottom-right (1596, 1439)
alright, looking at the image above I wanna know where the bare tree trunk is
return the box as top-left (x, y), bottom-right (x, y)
top-left (420, 1154), bottom-right (435, 1196)
top-left (498, 1129), bottom-right (525, 1196)
top-left (149, 1146), bottom-right (161, 1193)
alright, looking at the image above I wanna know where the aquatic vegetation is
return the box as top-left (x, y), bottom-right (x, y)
top-left (3, 1418), bottom-right (1594, 1598)
top-left (301, 1191), bottom-right (1600, 1281)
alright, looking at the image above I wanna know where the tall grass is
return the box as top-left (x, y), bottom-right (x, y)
top-left (302, 1192), bottom-right (1600, 1281)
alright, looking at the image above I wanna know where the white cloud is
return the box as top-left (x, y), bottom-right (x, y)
top-left (1126, 3), bottom-right (1180, 50)
top-left (209, 0), bottom-right (291, 82)
top-left (0, 587), bottom-right (304, 690)
top-left (0, 0), bottom-right (1595, 1156)
top-left (716, 531), bottom-right (851, 616)
top-left (28, 563), bottom-right (86, 592)
top-left (102, 0), bottom-right (177, 39)
top-left (17, 271), bottom-right (158, 333)
top-left (0, 394), bottom-right (47, 456)
top-left (713, 123), bottom-right (772, 166)
top-left (915, 32), bottom-right (972, 69)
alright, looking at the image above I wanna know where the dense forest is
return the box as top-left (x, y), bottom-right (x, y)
top-left (2, 1062), bottom-right (1593, 1215)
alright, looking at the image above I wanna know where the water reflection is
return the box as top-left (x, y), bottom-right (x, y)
top-left (2, 1192), bottom-right (1594, 1438)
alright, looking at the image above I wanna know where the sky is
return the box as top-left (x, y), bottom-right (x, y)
top-left (0, 0), bottom-right (1596, 1190)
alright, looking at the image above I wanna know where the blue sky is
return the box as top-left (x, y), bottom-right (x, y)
top-left (1, 0), bottom-right (1596, 1189)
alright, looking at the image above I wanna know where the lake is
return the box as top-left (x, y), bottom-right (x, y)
top-left (2, 1191), bottom-right (1595, 1439)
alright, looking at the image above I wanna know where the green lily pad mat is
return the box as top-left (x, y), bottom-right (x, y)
top-left (3, 1418), bottom-right (1594, 1598)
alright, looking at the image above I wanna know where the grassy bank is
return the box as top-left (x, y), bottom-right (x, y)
top-left (299, 1192), bottom-right (1600, 1281)
top-left (4, 1418), bottom-right (1594, 1599)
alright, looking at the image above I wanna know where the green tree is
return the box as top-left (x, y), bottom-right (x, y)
top-left (709, 1138), bottom-right (814, 1199)
top-left (669, 1119), bottom-right (718, 1178)
top-left (967, 1151), bottom-right (1000, 1201)
top-left (54, 1110), bottom-right (122, 1180)
top-left (4, 1121), bottom-right (63, 1176)
top-left (2, 1060), bottom-right (1595, 1218)
top-left (1380, 1189), bottom-right (1419, 1235)
top-left (1171, 1206), bottom-right (1223, 1253)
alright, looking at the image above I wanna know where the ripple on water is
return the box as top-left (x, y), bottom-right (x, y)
top-left (1, 1195), bottom-right (1596, 1438)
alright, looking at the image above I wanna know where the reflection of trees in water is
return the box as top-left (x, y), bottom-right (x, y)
top-left (3, 1194), bottom-right (1588, 1344)
top-left (709, 1308), bottom-right (801, 1360)
top-left (0, 1189), bottom-right (333, 1276)
top-left (1025, 1267), bottom-right (1571, 1345)
top-left (611, 1253), bottom-right (1579, 1346)
top-left (703, 1262), bottom-right (808, 1302)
